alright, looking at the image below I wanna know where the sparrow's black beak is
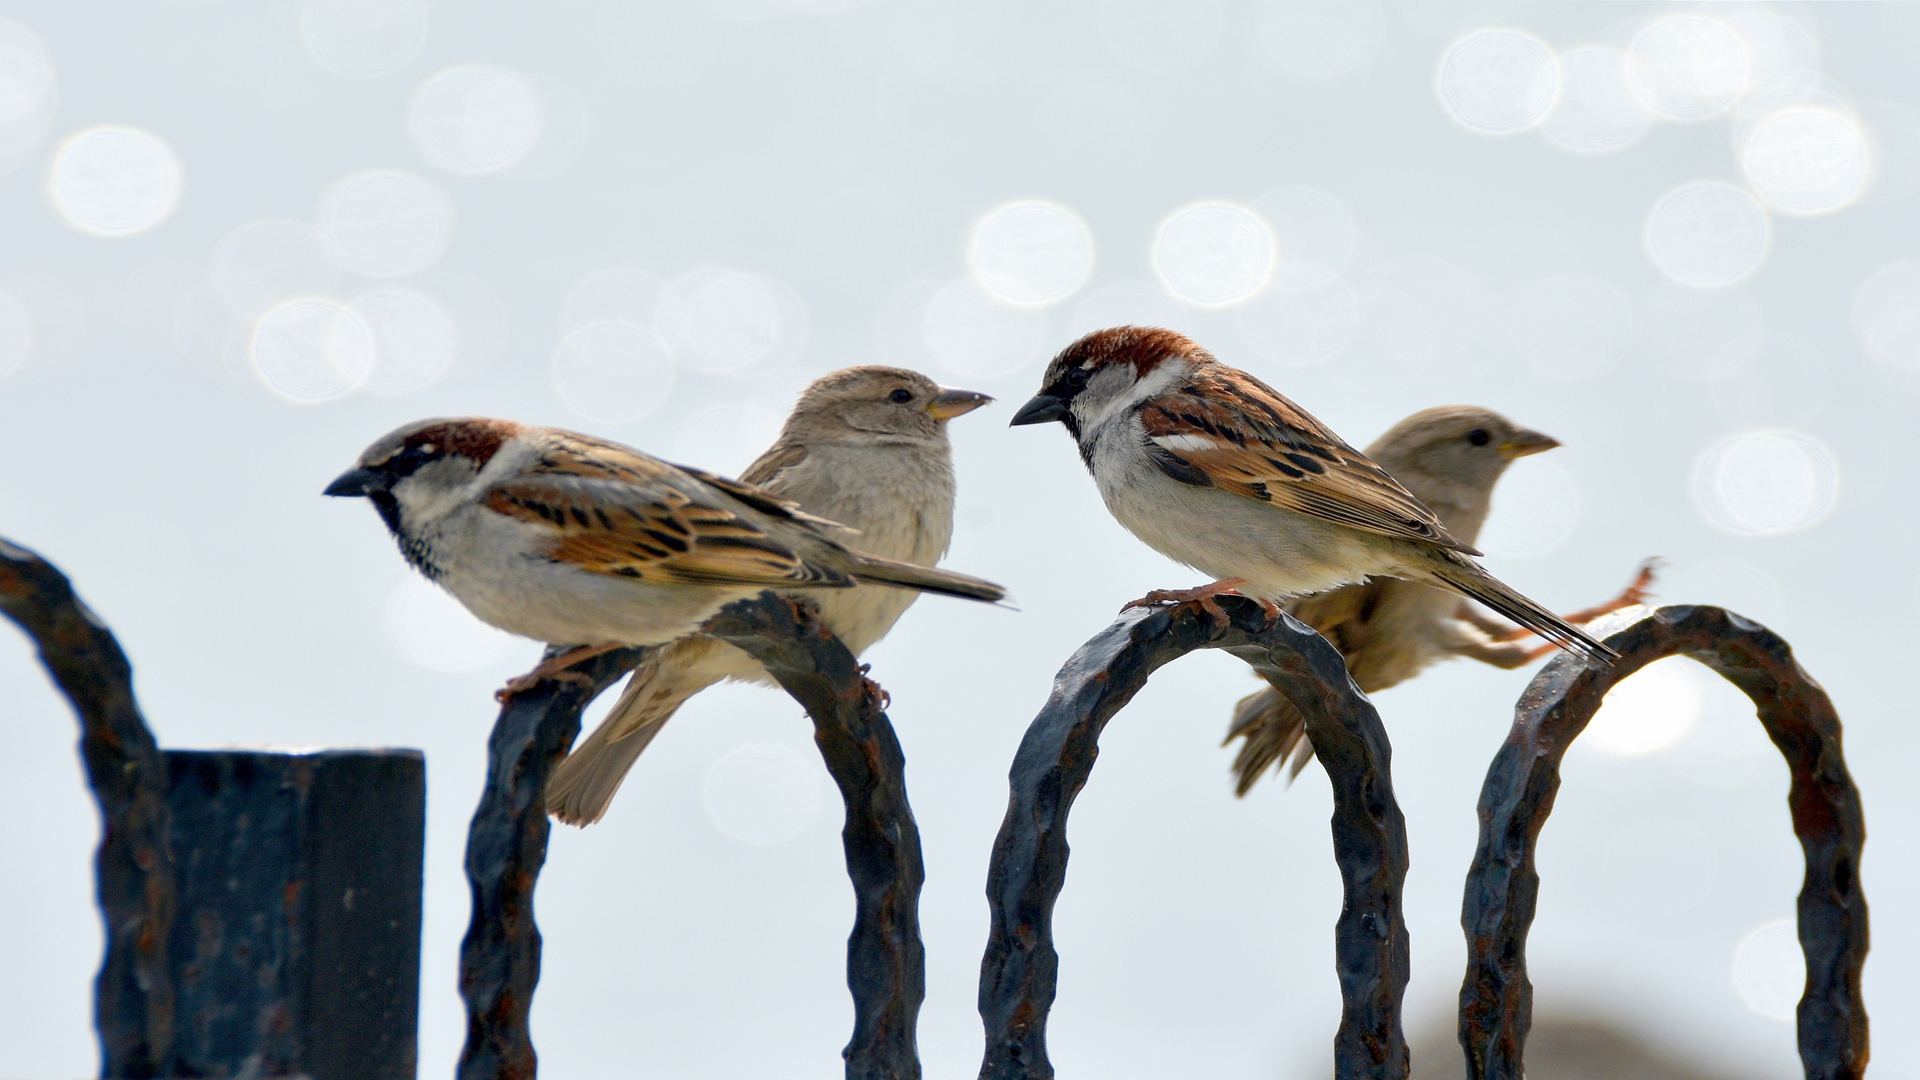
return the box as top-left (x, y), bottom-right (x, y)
top-left (1009, 393), bottom-right (1067, 427)
top-left (324, 466), bottom-right (384, 498)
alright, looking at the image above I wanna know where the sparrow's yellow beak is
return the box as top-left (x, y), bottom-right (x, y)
top-left (928, 387), bottom-right (993, 420)
top-left (1498, 429), bottom-right (1560, 460)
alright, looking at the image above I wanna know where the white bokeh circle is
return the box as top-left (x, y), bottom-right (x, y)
top-left (1741, 108), bottom-right (1870, 216)
top-left (1852, 260), bottom-right (1920, 372)
top-left (408, 65), bottom-right (544, 175)
top-left (383, 574), bottom-right (520, 673)
top-left (47, 126), bottom-right (182, 237)
top-left (1644, 181), bottom-right (1771, 288)
top-left (702, 743), bottom-right (823, 846)
top-left (968, 201), bottom-right (1095, 306)
top-left (1691, 429), bottom-right (1839, 536)
top-left (1151, 202), bottom-right (1275, 308)
top-left (1436, 29), bottom-right (1558, 137)
top-left (1731, 919), bottom-right (1802, 1022)
top-left (550, 320), bottom-right (676, 422)
top-left (352, 288), bottom-right (456, 396)
top-left (316, 169), bottom-right (453, 277)
top-left (299, 0), bottom-right (430, 80)
top-left (1584, 657), bottom-right (1704, 756)
top-left (1627, 15), bottom-right (1750, 122)
top-left (250, 297), bottom-right (376, 402)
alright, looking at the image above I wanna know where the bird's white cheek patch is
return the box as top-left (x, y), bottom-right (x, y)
top-left (1151, 433), bottom-right (1221, 453)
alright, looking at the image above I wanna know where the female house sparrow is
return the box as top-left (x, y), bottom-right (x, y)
top-left (324, 415), bottom-right (1005, 699)
top-left (1224, 406), bottom-right (1658, 793)
top-left (1009, 326), bottom-right (1615, 659)
top-left (546, 368), bottom-right (991, 826)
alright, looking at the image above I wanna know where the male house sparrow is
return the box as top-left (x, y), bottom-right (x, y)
top-left (325, 415), bottom-right (1005, 698)
top-left (546, 367), bottom-right (991, 826)
top-left (1009, 326), bottom-right (1615, 660)
top-left (1223, 406), bottom-right (1657, 793)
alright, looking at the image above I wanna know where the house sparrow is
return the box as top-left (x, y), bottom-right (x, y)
top-left (1009, 325), bottom-right (1616, 660)
top-left (545, 368), bottom-right (992, 826)
top-left (1222, 406), bottom-right (1659, 793)
top-left (324, 414), bottom-right (1005, 700)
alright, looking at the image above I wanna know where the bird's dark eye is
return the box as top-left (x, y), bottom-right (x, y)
top-left (889, 388), bottom-right (913, 404)
top-left (1062, 366), bottom-right (1091, 391)
top-left (1467, 428), bottom-right (1491, 446)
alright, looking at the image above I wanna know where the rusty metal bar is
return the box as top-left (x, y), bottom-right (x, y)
top-left (457, 590), bottom-right (928, 1080)
top-left (0, 536), bottom-right (177, 1078)
top-left (976, 596), bottom-right (1409, 1080)
top-left (1459, 604), bottom-right (1868, 1080)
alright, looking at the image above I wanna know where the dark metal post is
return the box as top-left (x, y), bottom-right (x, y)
top-left (976, 597), bottom-right (1410, 1080)
top-left (0, 536), bottom-right (177, 1078)
top-left (456, 591), bottom-right (928, 1080)
top-left (1458, 605), bottom-right (1868, 1080)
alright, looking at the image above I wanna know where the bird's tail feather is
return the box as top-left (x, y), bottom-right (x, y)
top-left (547, 640), bottom-right (723, 826)
top-left (1430, 554), bottom-right (1618, 662)
top-left (1224, 685), bottom-right (1316, 796)
top-left (844, 552), bottom-right (1006, 603)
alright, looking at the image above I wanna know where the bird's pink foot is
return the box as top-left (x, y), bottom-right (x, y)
top-left (858, 664), bottom-right (892, 711)
top-left (494, 643), bottom-right (622, 704)
top-left (1122, 578), bottom-right (1271, 628)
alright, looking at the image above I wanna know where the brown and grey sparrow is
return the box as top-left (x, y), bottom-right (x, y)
top-left (1009, 325), bottom-right (1616, 660)
top-left (1222, 406), bottom-right (1658, 792)
top-left (325, 415), bottom-right (1005, 702)
top-left (546, 368), bottom-right (992, 825)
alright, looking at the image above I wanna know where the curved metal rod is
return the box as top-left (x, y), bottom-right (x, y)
top-left (0, 535), bottom-right (177, 1077)
top-left (1459, 604), bottom-right (1868, 1080)
top-left (977, 596), bottom-right (1410, 1080)
top-left (457, 591), bottom-right (926, 1080)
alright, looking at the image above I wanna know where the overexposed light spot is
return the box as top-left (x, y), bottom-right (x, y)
top-left (1251, 186), bottom-right (1358, 290)
top-left (969, 201), bottom-right (1094, 306)
top-left (1585, 657), bottom-right (1703, 755)
top-left (1362, 258), bottom-right (1505, 380)
top-left (1098, 0), bottom-right (1223, 74)
top-left (921, 278), bottom-right (1049, 378)
top-left (1541, 46), bottom-right (1651, 154)
top-left (1477, 457), bottom-right (1579, 558)
top-left (1742, 109), bottom-right (1869, 216)
top-left (1627, 16), bottom-right (1749, 122)
top-left (1067, 281), bottom-right (1193, 339)
top-left (383, 574), bottom-right (520, 673)
top-left (1731, 919), bottom-right (1802, 1022)
top-left (408, 65), bottom-right (543, 175)
top-left (250, 298), bottom-right (375, 402)
top-left (550, 321), bottom-right (675, 422)
top-left (1729, 14), bottom-right (1820, 118)
top-left (1644, 181), bottom-right (1770, 288)
top-left (1706, 331), bottom-right (1829, 428)
top-left (671, 401), bottom-right (788, 479)
top-left (1640, 284), bottom-right (1764, 382)
top-left (211, 219), bottom-right (344, 318)
top-left (299, 0), bottom-right (429, 80)
top-left (0, 19), bottom-right (56, 175)
top-left (1256, 0), bottom-right (1382, 80)
top-left (656, 270), bottom-right (806, 376)
top-left (315, 169), bottom-right (453, 277)
top-left (702, 743), bottom-right (822, 846)
top-left (562, 268), bottom-right (667, 336)
top-left (48, 127), bottom-right (182, 237)
top-left (1151, 202), bottom-right (1274, 308)
top-left (1692, 430), bottom-right (1838, 537)
top-left (1510, 274), bottom-right (1633, 381)
top-left (352, 288), bottom-right (455, 396)
top-left (1852, 259), bottom-right (1920, 372)
top-left (1233, 278), bottom-right (1359, 368)
top-left (1436, 29), bottom-right (1558, 136)
top-left (0, 288), bottom-right (29, 383)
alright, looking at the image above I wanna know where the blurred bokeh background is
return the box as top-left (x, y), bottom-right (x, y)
top-left (0, 1), bottom-right (1913, 1077)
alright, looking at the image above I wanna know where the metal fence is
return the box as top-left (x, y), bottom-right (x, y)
top-left (0, 534), bottom-right (1868, 1080)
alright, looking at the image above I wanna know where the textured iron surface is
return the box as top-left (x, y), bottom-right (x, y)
top-left (0, 535), bottom-right (177, 1078)
top-left (457, 591), bottom-right (928, 1080)
top-left (166, 749), bottom-right (426, 1080)
top-left (1459, 605), bottom-right (1868, 1080)
top-left (977, 596), bottom-right (1409, 1080)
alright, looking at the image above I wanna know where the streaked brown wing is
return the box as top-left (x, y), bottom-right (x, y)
top-left (1140, 366), bottom-right (1475, 553)
top-left (737, 438), bottom-right (808, 488)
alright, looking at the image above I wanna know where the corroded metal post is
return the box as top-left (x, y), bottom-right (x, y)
top-left (457, 591), bottom-right (927, 1080)
top-left (976, 596), bottom-right (1410, 1080)
top-left (0, 536), bottom-right (177, 1077)
top-left (1459, 605), bottom-right (1868, 1080)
